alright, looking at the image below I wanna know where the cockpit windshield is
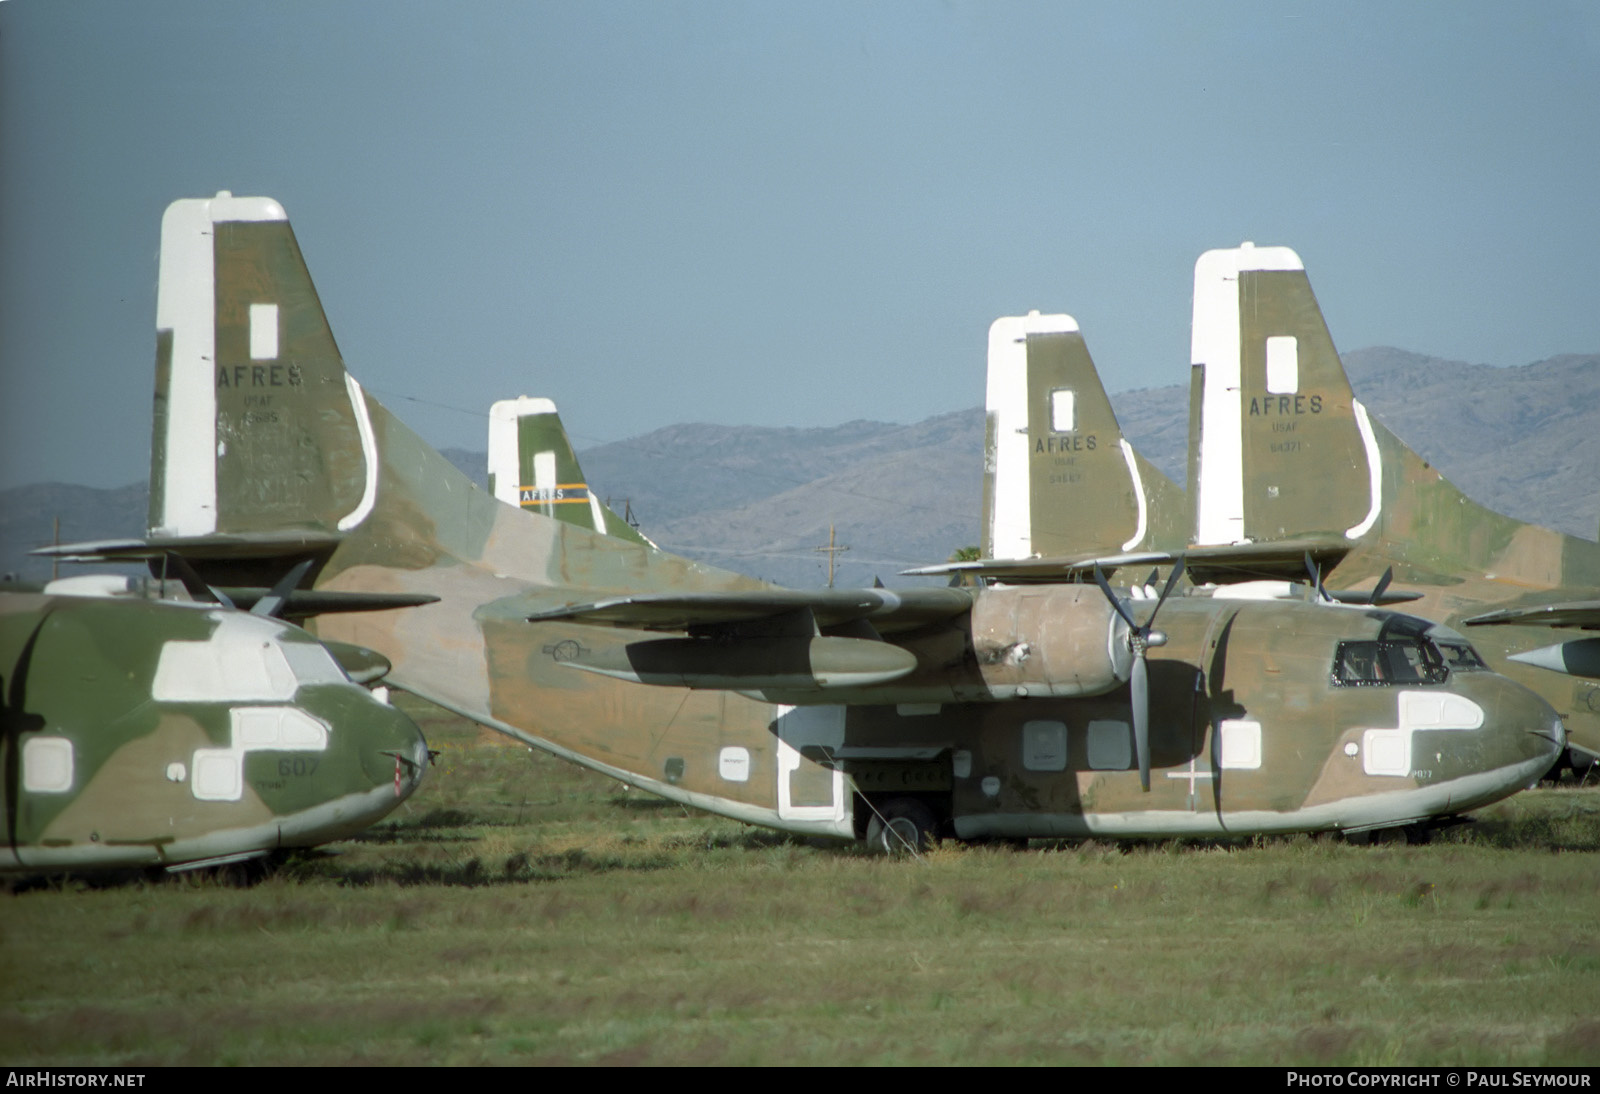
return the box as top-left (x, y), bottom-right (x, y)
top-left (1332, 638), bottom-right (1449, 687)
top-left (1433, 640), bottom-right (1489, 673)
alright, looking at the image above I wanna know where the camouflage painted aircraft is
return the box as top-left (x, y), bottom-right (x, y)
top-left (57, 194), bottom-right (1566, 851)
top-left (1, 587), bottom-right (428, 873)
top-left (1186, 243), bottom-right (1600, 776)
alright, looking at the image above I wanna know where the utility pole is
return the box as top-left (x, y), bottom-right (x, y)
top-left (814, 522), bottom-right (849, 588)
top-left (606, 496), bottom-right (642, 531)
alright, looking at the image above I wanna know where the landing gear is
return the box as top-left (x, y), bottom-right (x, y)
top-left (864, 797), bottom-right (939, 855)
top-left (1402, 823), bottom-right (1433, 846)
top-left (1343, 822), bottom-right (1433, 846)
top-left (1544, 748), bottom-right (1598, 785)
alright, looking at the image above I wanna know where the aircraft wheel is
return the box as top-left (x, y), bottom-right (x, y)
top-left (865, 798), bottom-right (938, 855)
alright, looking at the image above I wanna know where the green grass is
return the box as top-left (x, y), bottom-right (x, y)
top-left (4, 695), bottom-right (1599, 1066)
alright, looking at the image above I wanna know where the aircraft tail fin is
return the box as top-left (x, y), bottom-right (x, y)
top-left (148, 193), bottom-right (377, 548)
top-left (1189, 244), bottom-right (1381, 549)
top-left (147, 192), bottom-right (737, 606)
top-left (981, 312), bottom-right (1185, 560)
top-left (1185, 243), bottom-right (1600, 588)
top-left (487, 397), bottom-right (653, 547)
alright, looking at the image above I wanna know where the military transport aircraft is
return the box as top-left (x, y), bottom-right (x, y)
top-left (45, 194), bottom-right (1565, 852)
top-left (1, 585), bottom-right (428, 874)
top-left (1184, 243), bottom-right (1600, 777)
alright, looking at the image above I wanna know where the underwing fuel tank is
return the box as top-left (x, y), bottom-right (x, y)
top-left (565, 635), bottom-right (919, 692)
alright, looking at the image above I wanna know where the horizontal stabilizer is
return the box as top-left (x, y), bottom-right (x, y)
top-left (1464, 601), bottom-right (1600, 630)
top-left (34, 531), bottom-right (344, 561)
top-left (904, 537), bottom-right (1350, 585)
top-left (903, 550), bottom-right (1171, 582)
top-left (1182, 538), bottom-right (1351, 583)
top-left (528, 587), bottom-right (973, 635)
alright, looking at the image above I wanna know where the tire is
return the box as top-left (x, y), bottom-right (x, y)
top-left (864, 797), bottom-right (938, 855)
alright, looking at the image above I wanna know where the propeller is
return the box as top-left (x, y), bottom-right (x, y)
top-left (1304, 556), bottom-right (1403, 606)
top-left (162, 551), bottom-right (314, 621)
top-left (1367, 566), bottom-right (1394, 605)
top-left (1094, 557), bottom-right (1186, 791)
top-left (1302, 551), bottom-right (1330, 603)
top-left (249, 558), bottom-right (315, 619)
top-left (163, 550), bottom-right (235, 609)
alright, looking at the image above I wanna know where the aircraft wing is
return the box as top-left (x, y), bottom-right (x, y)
top-left (527, 587), bottom-right (974, 635)
top-left (1464, 601), bottom-right (1600, 631)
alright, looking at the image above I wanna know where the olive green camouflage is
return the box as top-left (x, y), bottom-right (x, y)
top-left (79, 195), bottom-right (1566, 850)
top-left (1189, 244), bottom-right (1600, 773)
top-left (1, 590), bottom-right (427, 872)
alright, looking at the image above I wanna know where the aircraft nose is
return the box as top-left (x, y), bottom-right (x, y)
top-left (395, 717), bottom-right (430, 801)
top-left (1526, 707), bottom-right (1567, 784)
top-left (1422, 675), bottom-right (1564, 811)
top-left (360, 694), bottom-right (430, 801)
top-left (1491, 678), bottom-right (1566, 787)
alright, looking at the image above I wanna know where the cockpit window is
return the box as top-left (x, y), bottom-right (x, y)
top-left (1332, 639), bottom-right (1449, 686)
top-left (1435, 641), bottom-right (1489, 672)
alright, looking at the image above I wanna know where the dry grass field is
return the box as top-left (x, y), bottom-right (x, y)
top-left (4, 695), bottom-right (1599, 1066)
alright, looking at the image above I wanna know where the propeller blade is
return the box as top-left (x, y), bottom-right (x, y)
top-left (1094, 564), bottom-right (1138, 631)
top-left (1131, 653), bottom-right (1151, 791)
top-left (1149, 555), bottom-right (1186, 622)
top-left (1302, 551), bottom-right (1328, 603)
top-left (165, 551), bottom-right (235, 610)
top-left (250, 558), bottom-right (315, 619)
top-left (1369, 567), bottom-right (1394, 606)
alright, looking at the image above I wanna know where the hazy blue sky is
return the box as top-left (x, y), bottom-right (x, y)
top-left (3, 0), bottom-right (1597, 490)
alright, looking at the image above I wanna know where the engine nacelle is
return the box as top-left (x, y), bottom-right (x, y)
top-left (968, 583), bottom-right (1132, 698)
